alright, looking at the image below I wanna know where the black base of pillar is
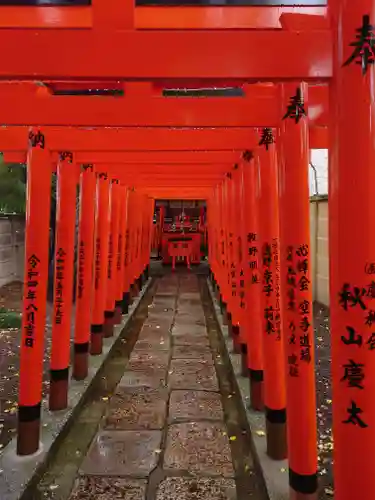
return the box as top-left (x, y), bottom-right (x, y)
top-left (138, 274), bottom-right (143, 290)
top-left (220, 297), bottom-right (225, 315)
top-left (122, 292), bottom-right (130, 314)
top-left (129, 283), bottom-right (135, 303)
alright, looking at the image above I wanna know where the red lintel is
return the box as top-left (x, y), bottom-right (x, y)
top-left (0, 126), bottom-right (327, 156)
top-left (0, 127), bottom-right (266, 152)
top-left (64, 151), bottom-right (243, 165)
top-left (0, 6), bottom-right (326, 29)
top-left (0, 82), bottom-right (328, 127)
top-left (0, 29), bottom-right (331, 80)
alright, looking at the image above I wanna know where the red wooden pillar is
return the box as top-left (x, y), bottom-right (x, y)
top-left (17, 130), bottom-right (51, 455)
top-left (73, 164), bottom-right (96, 380)
top-left (49, 152), bottom-right (77, 411)
top-left (91, 172), bottom-right (110, 355)
top-left (233, 165), bottom-right (250, 374)
top-left (219, 182), bottom-right (230, 320)
top-left (158, 205), bottom-right (165, 258)
top-left (132, 193), bottom-right (140, 289)
top-left (104, 179), bottom-right (121, 335)
top-left (138, 195), bottom-right (147, 286)
top-left (138, 196), bottom-right (145, 285)
top-left (329, 2), bottom-right (375, 499)
top-left (126, 190), bottom-right (136, 302)
top-left (207, 190), bottom-right (218, 287)
top-left (118, 186), bottom-right (130, 314)
top-left (242, 153), bottom-right (264, 410)
top-left (113, 182), bottom-right (125, 316)
top-left (119, 187), bottom-right (131, 306)
top-left (144, 196), bottom-right (154, 280)
top-left (278, 82), bottom-right (317, 499)
top-left (213, 186), bottom-right (224, 299)
top-left (131, 192), bottom-right (141, 295)
top-left (218, 181), bottom-right (228, 321)
top-left (124, 195), bottom-right (132, 306)
top-left (223, 175), bottom-right (236, 338)
top-left (227, 173), bottom-right (236, 324)
top-left (137, 195), bottom-right (145, 286)
top-left (257, 143), bottom-right (287, 459)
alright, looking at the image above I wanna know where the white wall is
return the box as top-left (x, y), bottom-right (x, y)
top-left (310, 197), bottom-right (329, 306)
top-left (310, 149), bottom-right (328, 196)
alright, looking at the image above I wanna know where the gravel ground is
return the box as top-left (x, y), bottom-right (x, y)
top-left (314, 302), bottom-right (333, 498)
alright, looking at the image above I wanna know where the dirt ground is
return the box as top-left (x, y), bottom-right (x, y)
top-left (0, 280), bottom-right (334, 497)
top-left (314, 302), bottom-right (334, 498)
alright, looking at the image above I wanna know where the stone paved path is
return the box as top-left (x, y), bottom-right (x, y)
top-left (67, 274), bottom-right (241, 500)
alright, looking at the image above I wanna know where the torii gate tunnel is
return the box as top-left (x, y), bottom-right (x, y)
top-left (0, 0), bottom-right (373, 499)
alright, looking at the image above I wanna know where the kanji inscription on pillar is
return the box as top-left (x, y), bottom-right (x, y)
top-left (55, 248), bottom-right (66, 325)
top-left (282, 88), bottom-right (306, 124)
top-left (24, 254), bottom-right (41, 348)
top-left (259, 128), bottom-right (275, 151)
top-left (78, 241), bottom-right (85, 299)
top-left (343, 14), bottom-right (375, 75)
top-left (248, 232), bottom-right (260, 285)
top-left (338, 280), bottom-right (375, 428)
top-left (285, 244), bottom-right (312, 377)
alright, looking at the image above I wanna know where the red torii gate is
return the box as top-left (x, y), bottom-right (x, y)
top-left (0, 2), bottom-right (371, 500)
top-left (0, 82), bottom-right (329, 128)
top-left (0, 125), bottom-right (327, 151)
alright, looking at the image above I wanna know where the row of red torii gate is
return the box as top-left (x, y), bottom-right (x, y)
top-left (0, 1), bottom-right (373, 500)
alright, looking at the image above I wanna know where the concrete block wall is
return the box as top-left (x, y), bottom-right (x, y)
top-left (309, 196), bottom-right (329, 306)
top-left (0, 216), bottom-right (25, 288)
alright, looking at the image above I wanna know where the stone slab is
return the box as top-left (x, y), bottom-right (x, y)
top-left (127, 354), bottom-right (169, 372)
top-left (119, 367), bottom-right (168, 388)
top-left (149, 302), bottom-right (175, 309)
top-left (172, 324), bottom-right (207, 336)
top-left (144, 317), bottom-right (173, 328)
top-left (129, 351), bottom-right (170, 366)
top-left (153, 294), bottom-right (176, 300)
top-left (175, 307), bottom-right (204, 315)
top-left (138, 329), bottom-right (170, 342)
top-left (172, 345), bottom-right (213, 361)
top-left (80, 430), bottom-right (162, 477)
top-left (154, 291), bottom-right (177, 297)
top-left (178, 293), bottom-right (201, 299)
top-left (175, 316), bottom-right (205, 323)
top-left (169, 359), bottom-right (219, 391)
top-left (133, 338), bottom-right (171, 351)
top-left (174, 316), bottom-right (206, 327)
top-left (172, 334), bottom-right (210, 348)
top-left (177, 304), bottom-right (203, 312)
top-left (145, 317), bottom-right (174, 326)
top-left (163, 422), bottom-right (234, 477)
top-left (169, 390), bottom-right (224, 422)
top-left (142, 319), bottom-right (172, 328)
top-left (147, 309), bottom-right (175, 318)
top-left (156, 477), bottom-right (237, 500)
top-left (105, 387), bottom-right (168, 430)
top-left (69, 476), bottom-right (147, 500)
